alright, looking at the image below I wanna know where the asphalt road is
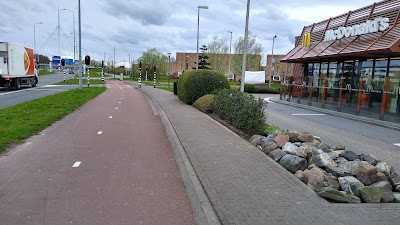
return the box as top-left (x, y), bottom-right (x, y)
top-left (0, 72), bottom-right (77, 109)
top-left (254, 93), bottom-right (400, 172)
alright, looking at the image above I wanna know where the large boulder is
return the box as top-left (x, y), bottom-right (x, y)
top-left (279, 155), bottom-right (307, 173)
top-left (273, 135), bottom-right (289, 148)
top-left (268, 149), bottom-right (286, 162)
top-left (303, 167), bottom-right (340, 192)
top-left (249, 135), bottom-right (265, 146)
top-left (371, 181), bottom-right (395, 203)
top-left (337, 161), bottom-right (367, 176)
top-left (282, 142), bottom-right (298, 155)
top-left (325, 166), bottom-right (353, 177)
top-left (327, 151), bottom-right (344, 160)
top-left (388, 171), bottom-right (400, 192)
top-left (394, 192), bottom-right (400, 203)
top-left (376, 172), bottom-right (390, 183)
top-left (288, 130), bottom-right (314, 143)
top-left (338, 176), bottom-right (364, 197)
top-left (318, 142), bottom-right (332, 153)
top-left (356, 164), bottom-right (378, 185)
top-left (341, 151), bottom-right (360, 161)
top-left (335, 157), bottom-right (348, 164)
top-left (361, 154), bottom-right (379, 166)
top-left (360, 186), bottom-right (382, 203)
top-left (317, 187), bottom-right (361, 203)
top-left (312, 149), bottom-right (337, 168)
top-left (295, 170), bottom-right (305, 182)
top-left (260, 136), bottom-right (275, 149)
top-left (261, 142), bottom-right (279, 155)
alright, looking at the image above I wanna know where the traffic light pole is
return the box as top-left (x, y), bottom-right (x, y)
top-left (139, 62), bottom-right (142, 88)
top-left (145, 66), bottom-right (148, 85)
top-left (87, 66), bottom-right (89, 87)
top-left (153, 65), bottom-right (156, 88)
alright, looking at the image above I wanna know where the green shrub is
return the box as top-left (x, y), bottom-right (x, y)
top-left (193, 94), bottom-right (215, 113)
top-left (244, 84), bottom-right (256, 93)
top-left (254, 86), bottom-right (280, 94)
top-left (213, 89), bottom-right (267, 135)
top-left (178, 70), bottom-right (230, 104)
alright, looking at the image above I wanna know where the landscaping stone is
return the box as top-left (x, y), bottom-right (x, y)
top-left (279, 155), bottom-right (307, 173)
top-left (312, 139), bottom-right (321, 147)
top-left (298, 132), bottom-right (315, 143)
top-left (341, 151), bottom-right (360, 161)
top-left (288, 130), bottom-right (302, 142)
top-left (337, 161), bottom-right (367, 176)
top-left (249, 135), bottom-right (265, 146)
top-left (376, 172), bottom-right (390, 183)
top-left (318, 142), bottom-right (332, 153)
top-left (388, 171), bottom-right (400, 192)
top-left (282, 142), bottom-right (298, 155)
top-left (268, 149), bottom-right (286, 162)
top-left (313, 136), bottom-right (321, 143)
top-left (335, 157), bottom-right (348, 164)
top-left (394, 192), bottom-right (400, 203)
top-left (293, 142), bottom-right (302, 147)
top-left (312, 149), bottom-right (337, 168)
top-left (361, 154), bottom-right (379, 166)
top-left (295, 145), bottom-right (315, 158)
top-left (317, 187), bottom-right (361, 203)
top-left (371, 181), bottom-right (395, 203)
top-left (295, 170), bottom-right (305, 182)
top-left (326, 166), bottom-right (353, 177)
top-left (260, 136), bottom-right (275, 149)
top-left (356, 164), bottom-right (378, 185)
top-left (360, 186), bottom-right (382, 203)
top-left (302, 142), bottom-right (316, 147)
top-left (334, 145), bottom-right (345, 150)
top-left (338, 176), bottom-right (364, 197)
top-left (327, 151), bottom-right (341, 160)
top-left (271, 129), bottom-right (285, 138)
top-left (261, 142), bottom-right (279, 155)
top-left (273, 135), bottom-right (290, 148)
top-left (303, 167), bottom-right (339, 192)
top-left (376, 162), bottom-right (392, 176)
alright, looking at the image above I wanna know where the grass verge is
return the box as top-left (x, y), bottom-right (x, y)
top-left (38, 70), bottom-right (55, 76)
top-left (53, 79), bottom-right (104, 85)
top-left (156, 87), bottom-right (173, 92)
top-left (0, 87), bottom-right (106, 151)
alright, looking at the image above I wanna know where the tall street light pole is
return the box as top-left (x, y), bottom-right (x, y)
top-left (113, 47), bottom-right (115, 78)
top-left (34, 22), bottom-right (43, 67)
top-left (62, 9), bottom-right (75, 72)
top-left (240, 0), bottom-right (251, 92)
top-left (269, 35), bottom-right (277, 88)
top-left (196, 5), bottom-right (208, 70)
top-left (167, 52), bottom-right (171, 88)
top-left (228, 31), bottom-right (232, 75)
top-left (78, 0), bottom-right (82, 90)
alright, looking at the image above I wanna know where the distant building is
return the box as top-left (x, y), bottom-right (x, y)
top-left (265, 54), bottom-right (293, 83)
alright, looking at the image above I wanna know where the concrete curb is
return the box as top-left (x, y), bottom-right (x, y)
top-left (271, 97), bottom-right (400, 131)
top-left (139, 89), bottom-right (221, 225)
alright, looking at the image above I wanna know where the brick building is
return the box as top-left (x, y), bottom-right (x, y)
top-left (265, 54), bottom-right (293, 83)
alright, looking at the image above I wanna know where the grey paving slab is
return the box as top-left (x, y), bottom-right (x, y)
top-left (141, 87), bottom-right (400, 225)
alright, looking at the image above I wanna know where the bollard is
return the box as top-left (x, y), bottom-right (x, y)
top-left (87, 67), bottom-right (90, 87)
top-left (63, 70), bottom-right (65, 82)
top-left (145, 66), bottom-right (148, 85)
top-left (101, 67), bottom-right (104, 84)
top-left (120, 73), bottom-right (123, 81)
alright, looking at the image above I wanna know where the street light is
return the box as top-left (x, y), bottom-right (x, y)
top-left (196, 5), bottom-right (208, 70)
top-left (269, 35), bottom-right (277, 88)
top-left (227, 31), bottom-right (232, 76)
top-left (240, 0), bottom-right (251, 92)
top-left (78, 0), bottom-right (82, 90)
top-left (167, 52), bottom-right (171, 88)
top-left (33, 22), bottom-right (43, 67)
top-left (62, 8), bottom-right (75, 72)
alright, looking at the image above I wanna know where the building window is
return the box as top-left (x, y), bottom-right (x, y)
top-left (276, 66), bottom-right (279, 73)
top-left (287, 66), bottom-right (291, 73)
top-left (273, 75), bottom-right (280, 81)
top-left (272, 57), bottom-right (275, 63)
top-left (186, 55), bottom-right (189, 61)
top-left (270, 67), bottom-right (274, 72)
top-left (185, 63), bottom-right (188, 70)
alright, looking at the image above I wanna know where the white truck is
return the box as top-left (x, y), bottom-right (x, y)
top-left (0, 42), bottom-right (38, 89)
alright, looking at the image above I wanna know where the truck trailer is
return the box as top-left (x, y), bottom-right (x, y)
top-left (0, 42), bottom-right (38, 89)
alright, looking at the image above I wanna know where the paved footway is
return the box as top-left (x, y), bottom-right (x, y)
top-left (0, 81), bottom-right (195, 225)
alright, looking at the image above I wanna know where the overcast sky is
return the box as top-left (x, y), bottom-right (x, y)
top-left (1, 0), bottom-right (377, 65)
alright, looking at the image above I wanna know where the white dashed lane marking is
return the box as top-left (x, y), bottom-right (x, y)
top-left (72, 161), bottom-right (81, 168)
top-left (394, 143), bottom-right (400, 147)
top-left (115, 107), bottom-right (118, 109)
top-left (97, 131), bottom-right (103, 134)
top-left (109, 116), bottom-right (112, 119)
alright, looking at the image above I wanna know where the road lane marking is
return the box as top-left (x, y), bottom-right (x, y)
top-left (394, 143), bottom-right (400, 147)
top-left (291, 113), bottom-right (326, 116)
top-left (119, 102), bottom-right (121, 103)
top-left (72, 161), bottom-right (81, 168)
top-left (97, 131), bottom-right (103, 134)
top-left (115, 107), bottom-right (118, 109)
top-left (109, 116), bottom-right (112, 119)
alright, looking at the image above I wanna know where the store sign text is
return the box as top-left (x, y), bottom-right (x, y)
top-left (324, 17), bottom-right (389, 42)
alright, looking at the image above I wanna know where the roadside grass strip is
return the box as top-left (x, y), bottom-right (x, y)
top-left (156, 87), bottom-right (174, 93)
top-left (0, 87), bottom-right (106, 151)
top-left (38, 70), bottom-right (56, 76)
top-left (53, 79), bottom-right (104, 85)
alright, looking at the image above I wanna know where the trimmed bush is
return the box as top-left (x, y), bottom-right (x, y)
top-left (254, 86), bottom-right (280, 94)
top-left (244, 84), bottom-right (256, 93)
top-left (178, 70), bottom-right (230, 104)
top-left (213, 89), bottom-right (267, 135)
top-left (193, 94), bottom-right (215, 113)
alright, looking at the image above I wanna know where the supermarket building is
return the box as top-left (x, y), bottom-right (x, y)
top-left (281, 0), bottom-right (400, 123)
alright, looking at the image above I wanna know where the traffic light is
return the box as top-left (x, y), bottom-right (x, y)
top-left (85, 55), bottom-right (90, 66)
top-left (146, 65), bottom-right (148, 71)
top-left (101, 60), bottom-right (104, 68)
top-left (154, 65), bottom-right (156, 71)
top-left (61, 59), bottom-right (65, 66)
top-left (139, 62), bottom-right (142, 70)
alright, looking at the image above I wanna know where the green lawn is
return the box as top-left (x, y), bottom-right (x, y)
top-left (156, 87), bottom-right (174, 92)
top-left (89, 68), bottom-right (111, 77)
top-left (0, 87), bottom-right (106, 151)
top-left (53, 79), bottom-right (104, 85)
top-left (38, 70), bottom-right (55, 76)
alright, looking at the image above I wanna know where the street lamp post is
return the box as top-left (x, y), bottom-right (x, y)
top-left (78, 0), bottom-right (82, 90)
top-left (240, 0), bottom-right (251, 92)
top-left (34, 22), bottom-right (43, 68)
top-left (196, 5), bottom-right (208, 70)
top-left (167, 52), bottom-right (171, 88)
top-left (269, 35), bottom-right (277, 88)
top-left (228, 31), bottom-right (232, 75)
top-left (62, 8), bottom-right (75, 72)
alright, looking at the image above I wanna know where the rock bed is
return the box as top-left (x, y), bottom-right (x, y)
top-left (250, 130), bottom-right (400, 203)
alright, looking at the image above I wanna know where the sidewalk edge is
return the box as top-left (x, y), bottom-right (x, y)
top-left (271, 98), bottom-right (400, 131)
top-left (139, 89), bottom-right (221, 225)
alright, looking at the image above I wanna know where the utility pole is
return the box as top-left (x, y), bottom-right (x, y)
top-left (113, 47), bottom-right (115, 78)
top-left (228, 31), bottom-right (232, 75)
top-left (78, 0), bottom-right (82, 90)
top-left (240, 0), bottom-right (251, 92)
